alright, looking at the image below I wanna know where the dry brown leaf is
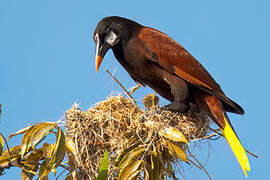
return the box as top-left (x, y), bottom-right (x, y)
top-left (21, 126), bottom-right (36, 157)
top-left (49, 127), bottom-right (65, 168)
top-left (159, 127), bottom-right (188, 144)
top-left (22, 148), bottom-right (43, 173)
top-left (165, 140), bottom-right (187, 162)
top-left (0, 135), bottom-right (3, 156)
top-left (130, 84), bottom-right (141, 95)
top-left (30, 122), bottom-right (57, 148)
top-left (65, 136), bottom-right (76, 155)
top-left (0, 146), bottom-right (21, 168)
top-left (119, 160), bottom-right (142, 180)
top-left (117, 146), bottom-right (145, 170)
top-left (8, 126), bottom-right (33, 140)
top-left (151, 148), bottom-right (160, 179)
top-left (41, 127), bottom-right (65, 178)
top-left (143, 93), bottom-right (159, 109)
top-left (21, 170), bottom-right (32, 180)
top-left (20, 122), bottom-right (57, 157)
top-left (39, 127), bottom-right (65, 178)
top-left (65, 136), bottom-right (77, 171)
top-left (42, 143), bottom-right (53, 159)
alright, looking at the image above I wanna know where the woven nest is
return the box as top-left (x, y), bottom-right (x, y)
top-left (65, 95), bottom-right (211, 179)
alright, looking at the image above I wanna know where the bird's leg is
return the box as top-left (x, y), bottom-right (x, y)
top-left (164, 76), bottom-right (190, 113)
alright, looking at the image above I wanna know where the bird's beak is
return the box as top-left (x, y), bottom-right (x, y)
top-left (95, 55), bottom-right (103, 73)
top-left (95, 42), bottom-right (111, 72)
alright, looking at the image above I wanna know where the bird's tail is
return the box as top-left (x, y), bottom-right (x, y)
top-left (221, 115), bottom-right (251, 177)
top-left (196, 93), bottom-right (250, 177)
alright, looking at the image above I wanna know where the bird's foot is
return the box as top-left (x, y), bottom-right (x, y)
top-left (163, 102), bottom-right (189, 113)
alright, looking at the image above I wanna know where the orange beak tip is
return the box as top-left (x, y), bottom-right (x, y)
top-left (95, 55), bottom-right (103, 72)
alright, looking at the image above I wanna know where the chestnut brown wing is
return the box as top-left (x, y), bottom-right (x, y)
top-left (138, 27), bottom-right (244, 114)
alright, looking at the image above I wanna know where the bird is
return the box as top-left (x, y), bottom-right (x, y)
top-left (93, 16), bottom-right (250, 176)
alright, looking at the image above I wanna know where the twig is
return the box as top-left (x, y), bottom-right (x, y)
top-left (105, 68), bottom-right (139, 108)
top-left (190, 133), bottom-right (218, 142)
top-left (187, 159), bottom-right (201, 170)
top-left (209, 128), bottom-right (223, 136)
top-left (245, 149), bottom-right (258, 158)
top-left (187, 149), bottom-right (212, 180)
top-left (59, 163), bottom-right (71, 171)
top-left (56, 169), bottom-right (67, 180)
top-left (173, 162), bottom-right (187, 180)
top-left (0, 133), bottom-right (12, 161)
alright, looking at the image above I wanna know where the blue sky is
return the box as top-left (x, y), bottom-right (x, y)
top-left (0, 0), bottom-right (269, 179)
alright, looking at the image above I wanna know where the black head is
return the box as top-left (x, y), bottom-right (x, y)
top-left (93, 16), bottom-right (142, 72)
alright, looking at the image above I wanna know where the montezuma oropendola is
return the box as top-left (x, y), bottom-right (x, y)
top-left (93, 16), bottom-right (250, 176)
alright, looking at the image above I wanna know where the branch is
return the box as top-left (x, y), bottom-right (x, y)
top-left (105, 69), bottom-right (139, 108)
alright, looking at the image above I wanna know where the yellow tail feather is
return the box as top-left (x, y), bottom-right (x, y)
top-left (221, 117), bottom-right (250, 177)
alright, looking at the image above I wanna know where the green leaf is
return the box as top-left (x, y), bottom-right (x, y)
top-left (97, 149), bottom-right (109, 180)
top-left (159, 127), bottom-right (188, 144)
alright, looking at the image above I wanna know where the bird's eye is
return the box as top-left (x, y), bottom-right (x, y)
top-left (104, 31), bottom-right (119, 46)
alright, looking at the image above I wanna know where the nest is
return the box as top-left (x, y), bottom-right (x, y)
top-left (65, 95), bottom-right (211, 179)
